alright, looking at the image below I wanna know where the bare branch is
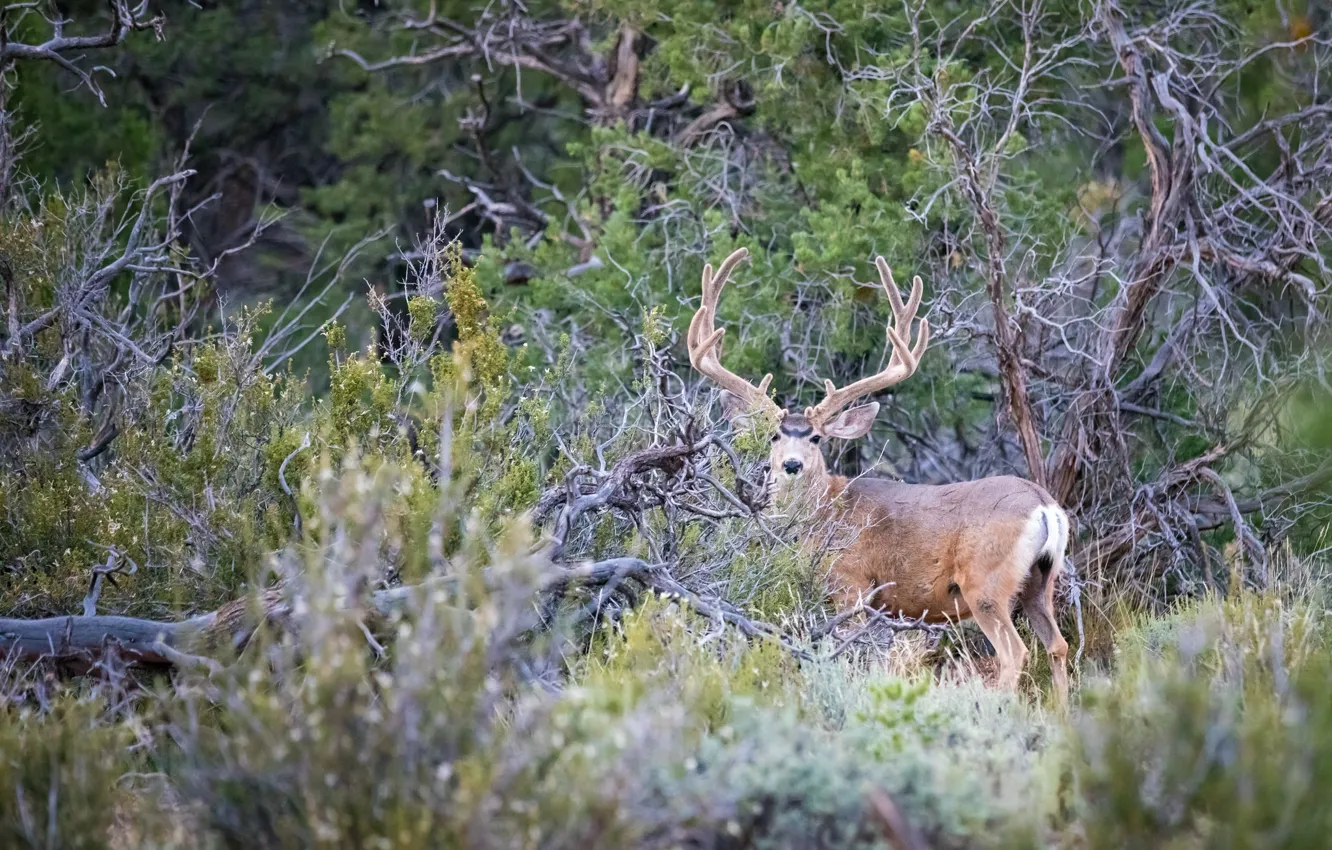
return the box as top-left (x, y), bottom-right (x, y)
top-left (0, 1), bottom-right (165, 105)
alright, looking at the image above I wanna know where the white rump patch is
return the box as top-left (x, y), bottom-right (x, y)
top-left (1016, 504), bottom-right (1070, 568)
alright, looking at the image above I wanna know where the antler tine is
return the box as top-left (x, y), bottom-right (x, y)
top-left (805, 256), bottom-right (931, 426)
top-left (687, 248), bottom-right (780, 418)
top-left (876, 257), bottom-right (929, 372)
top-left (875, 256), bottom-right (922, 329)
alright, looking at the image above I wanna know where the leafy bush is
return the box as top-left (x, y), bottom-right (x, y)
top-left (1075, 593), bottom-right (1332, 849)
top-left (0, 689), bottom-right (136, 850)
top-left (0, 171), bottom-right (302, 617)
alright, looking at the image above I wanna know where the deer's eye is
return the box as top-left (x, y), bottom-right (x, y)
top-left (810, 435), bottom-right (821, 445)
top-left (771, 434), bottom-right (780, 443)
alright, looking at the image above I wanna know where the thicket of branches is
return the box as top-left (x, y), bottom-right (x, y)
top-left (301, 0), bottom-right (1332, 599)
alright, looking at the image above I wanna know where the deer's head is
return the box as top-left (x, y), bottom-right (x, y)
top-left (688, 248), bottom-right (930, 494)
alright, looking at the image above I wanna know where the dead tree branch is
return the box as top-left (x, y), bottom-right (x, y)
top-left (932, 120), bottom-right (1048, 487)
top-left (866, 787), bottom-right (931, 850)
top-left (539, 433), bottom-right (719, 560)
top-left (0, 1), bottom-right (164, 105)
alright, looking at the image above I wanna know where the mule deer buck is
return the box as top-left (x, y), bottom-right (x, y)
top-left (688, 248), bottom-right (1070, 703)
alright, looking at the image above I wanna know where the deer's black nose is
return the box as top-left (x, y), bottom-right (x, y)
top-left (782, 459), bottom-right (803, 475)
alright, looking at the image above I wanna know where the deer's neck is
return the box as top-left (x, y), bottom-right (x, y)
top-left (785, 471), bottom-right (849, 513)
top-left (822, 473), bottom-right (850, 502)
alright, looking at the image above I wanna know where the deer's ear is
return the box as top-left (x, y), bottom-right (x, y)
top-left (719, 390), bottom-right (751, 424)
top-left (822, 403), bottom-right (879, 440)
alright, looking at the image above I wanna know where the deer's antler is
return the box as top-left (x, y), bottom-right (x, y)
top-left (805, 256), bottom-right (930, 426)
top-left (687, 248), bottom-right (782, 419)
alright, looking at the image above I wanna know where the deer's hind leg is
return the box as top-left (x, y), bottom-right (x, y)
top-left (1020, 552), bottom-right (1070, 707)
top-left (958, 583), bottom-right (1027, 692)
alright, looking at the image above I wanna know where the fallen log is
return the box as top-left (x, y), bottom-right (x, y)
top-left (0, 572), bottom-right (506, 672)
top-left (0, 559), bottom-right (767, 672)
top-left (0, 584), bottom-right (293, 673)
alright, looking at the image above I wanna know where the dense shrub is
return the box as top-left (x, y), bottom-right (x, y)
top-left (1075, 593), bottom-right (1332, 848)
top-left (0, 692), bottom-right (137, 850)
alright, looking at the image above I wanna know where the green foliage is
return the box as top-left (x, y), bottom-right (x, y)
top-left (580, 598), bottom-right (801, 727)
top-left (855, 677), bottom-right (944, 756)
top-left (0, 165), bottom-right (545, 615)
top-left (1075, 593), bottom-right (1332, 849)
top-left (0, 182), bottom-right (302, 616)
top-left (0, 693), bottom-right (136, 849)
top-left (7, 3), bottom-right (159, 185)
top-left (724, 545), bottom-right (830, 622)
